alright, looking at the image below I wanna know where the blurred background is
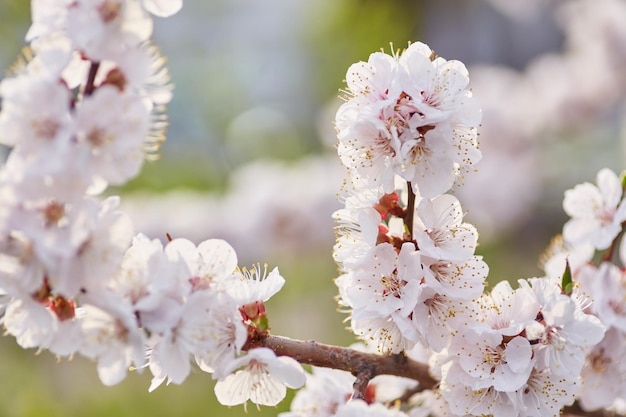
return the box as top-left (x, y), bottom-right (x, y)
top-left (2, 0), bottom-right (626, 415)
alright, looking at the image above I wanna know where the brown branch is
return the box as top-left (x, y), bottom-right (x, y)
top-left (601, 228), bottom-right (624, 264)
top-left (243, 334), bottom-right (437, 391)
top-left (246, 336), bottom-right (626, 417)
top-left (405, 181), bottom-right (416, 239)
top-left (563, 402), bottom-right (626, 417)
top-left (244, 335), bottom-right (625, 417)
top-left (394, 384), bottom-right (423, 404)
top-left (83, 61), bottom-right (100, 97)
top-left (351, 368), bottom-right (374, 400)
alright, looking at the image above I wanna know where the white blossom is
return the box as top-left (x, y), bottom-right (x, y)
top-left (66, 0), bottom-right (153, 62)
top-left (148, 290), bottom-right (245, 390)
top-left (563, 168), bottom-right (626, 250)
top-left (78, 300), bottom-right (145, 386)
top-left (577, 262), bottom-right (626, 332)
top-left (522, 278), bottom-right (605, 377)
top-left (0, 74), bottom-right (73, 150)
top-left (414, 194), bottom-right (478, 262)
top-left (164, 238), bottom-right (237, 293)
top-left (2, 294), bottom-right (57, 350)
top-left (214, 347), bottom-right (306, 408)
top-left (224, 263), bottom-right (285, 306)
top-left (515, 368), bottom-right (577, 417)
top-left (345, 242), bottom-right (422, 320)
top-left (579, 327), bottom-right (626, 411)
top-left (74, 85), bottom-right (151, 186)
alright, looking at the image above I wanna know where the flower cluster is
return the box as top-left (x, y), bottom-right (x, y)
top-left (333, 43), bottom-right (486, 356)
top-left (335, 42), bottom-right (481, 198)
top-left (540, 168), bottom-right (626, 412)
top-left (433, 277), bottom-right (604, 416)
top-left (0, 0), bottom-right (304, 409)
top-left (334, 189), bottom-right (487, 354)
top-left (308, 44), bottom-right (609, 417)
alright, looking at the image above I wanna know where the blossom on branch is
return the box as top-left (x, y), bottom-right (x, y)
top-left (336, 42), bottom-right (481, 198)
top-left (214, 347), bottom-right (306, 408)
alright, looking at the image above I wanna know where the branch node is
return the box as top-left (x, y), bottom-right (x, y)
top-left (351, 367), bottom-right (374, 401)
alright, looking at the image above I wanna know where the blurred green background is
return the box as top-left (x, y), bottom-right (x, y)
top-left (0, 0), bottom-right (621, 415)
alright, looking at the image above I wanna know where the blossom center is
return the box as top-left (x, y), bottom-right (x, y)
top-left (483, 346), bottom-right (506, 373)
top-left (43, 201), bottom-right (65, 227)
top-left (98, 0), bottom-right (122, 23)
top-left (589, 348), bottom-right (612, 373)
top-left (380, 269), bottom-right (404, 297)
top-left (32, 119), bottom-right (60, 140)
top-left (87, 126), bottom-right (114, 147)
top-left (598, 206), bottom-right (616, 225)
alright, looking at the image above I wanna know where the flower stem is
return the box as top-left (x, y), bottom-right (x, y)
top-left (602, 222), bottom-right (626, 263)
top-left (405, 181), bottom-right (416, 239)
top-left (351, 368), bottom-right (374, 401)
top-left (84, 61), bottom-right (100, 97)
